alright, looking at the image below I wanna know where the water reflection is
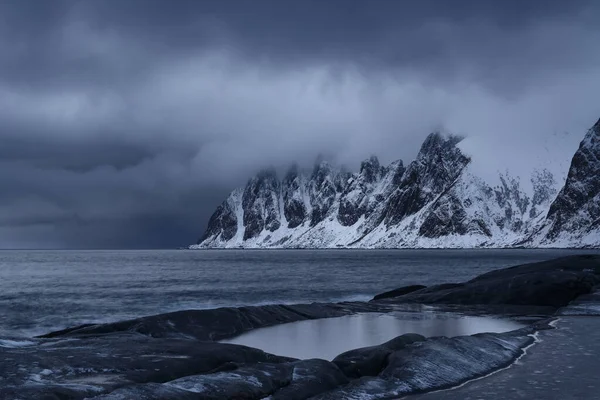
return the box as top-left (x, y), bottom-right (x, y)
top-left (222, 312), bottom-right (524, 360)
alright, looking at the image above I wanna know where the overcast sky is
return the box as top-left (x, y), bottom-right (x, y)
top-left (1, 0), bottom-right (599, 248)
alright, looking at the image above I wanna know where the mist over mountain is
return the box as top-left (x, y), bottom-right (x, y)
top-left (193, 118), bottom-right (600, 249)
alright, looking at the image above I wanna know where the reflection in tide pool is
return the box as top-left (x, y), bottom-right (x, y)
top-left (222, 312), bottom-right (524, 360)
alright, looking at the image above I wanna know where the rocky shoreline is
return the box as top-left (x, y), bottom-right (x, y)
top-left (1, 255), bottom-right (599, 399)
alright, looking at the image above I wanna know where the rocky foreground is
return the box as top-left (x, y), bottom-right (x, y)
top-left (413, 316), bottom-right (600, 400)
top-left (1, 255), bottom-right (599, 399)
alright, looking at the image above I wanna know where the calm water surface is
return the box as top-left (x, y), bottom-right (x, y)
top-left (222, 312), bottom-right (525, 360)
top-left (0, 249), bottom-right (597, 337)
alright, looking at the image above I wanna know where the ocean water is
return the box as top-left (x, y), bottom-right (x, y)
top-left (0, 249), bottom-right (597, 337)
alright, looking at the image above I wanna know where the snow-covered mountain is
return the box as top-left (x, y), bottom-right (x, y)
top-left (192, 119), bottom-right (600, 249)
top-left (530, 118), bottom-right (600, 248)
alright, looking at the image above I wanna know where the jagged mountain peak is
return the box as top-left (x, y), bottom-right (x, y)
top-left (582, 117), bottom-right (600, 151)
top-left (387, 159), bottom-right (406, 186)
top-left (193, 118), bottom-right (600, 249)
top-left (360, 155), bottom-right (380, 168)
top-left (418, 131), bottom-right (465, 159)
top-left (359, 155), bottom-right (383, 182)
top-left (411, 132), bottom-right (470, 191)
top-left (382, 132), bottom-right (470, 227)
top-left (592, 117), bottom-right (600, 133)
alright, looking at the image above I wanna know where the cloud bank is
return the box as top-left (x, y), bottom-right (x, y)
top-left (0, 0), bottom-right (599, 248)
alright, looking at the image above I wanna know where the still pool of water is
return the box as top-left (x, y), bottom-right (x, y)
top-left (221, 312), bottom-right (525, 360)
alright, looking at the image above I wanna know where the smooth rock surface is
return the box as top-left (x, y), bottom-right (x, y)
top-left (0, 335), bottom-right (291, 399)
top-left (374, 255), bottom-right (600, 308)
top-left (309, 324), bottom-right (543, 399)
top-left (92, 359), bottom-right (349, 400)
top-left (412, 317), bottom-right (600, 400)
top-left (40, 302), bottom-right (389, 341)
top-left (332, 333), bottom-right (426, 378)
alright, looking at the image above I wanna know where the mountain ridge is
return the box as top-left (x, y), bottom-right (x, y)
top-left (192, 122), bottom-right (600, 249)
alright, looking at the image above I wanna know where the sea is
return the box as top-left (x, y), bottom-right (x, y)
top-left (1, 248), bottom-right (598, 338)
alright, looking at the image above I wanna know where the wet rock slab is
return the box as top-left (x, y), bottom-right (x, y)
top-left (412, 316), bottom-right (600, 400)
top-left (0, 335), bottom-right (292, 399)
top-left (0, 326), bottom-right (546, 400)
top-left (38, 303), bottom-right (367, 341)
top-left (557, 287), bottom-right (600, 316)
top-left (311, 325), bottom-right (544, 399)
top-left (92, 359), bottom-right (349, 400)
top-left (371, 255), bottom-right (600, 308)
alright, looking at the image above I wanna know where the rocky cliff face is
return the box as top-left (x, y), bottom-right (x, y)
top-left (198, 189), bottom-right (241, 244)
top-left (193, 121), bottom-right (600, 249)
top-left (281, 164), bottom-right (309, 229)
top-left (383, 133), bottom-right (470, 227)
top-left (241, 168), bottom-right (281, 240)
top-left (534, 119), bottom-right (600, 247)
top-left (338, 156), bottom-right (386, 227)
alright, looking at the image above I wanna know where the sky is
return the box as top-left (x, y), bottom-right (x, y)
top-left (1, 0), bottom-right (599, 249)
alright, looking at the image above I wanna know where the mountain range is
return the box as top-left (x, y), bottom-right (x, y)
top-left (191, 118), bottom-right (600, 249)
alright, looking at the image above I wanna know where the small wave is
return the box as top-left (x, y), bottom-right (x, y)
top-left (0, 338), bottom-right (36, 348)
top-left (334, 294), bottom-right (374, 303)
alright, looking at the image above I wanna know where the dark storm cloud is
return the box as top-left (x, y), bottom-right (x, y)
top-left (2, 0), bottom-right (598, 89)
top-left (0, 0), bottom-right (599, 248)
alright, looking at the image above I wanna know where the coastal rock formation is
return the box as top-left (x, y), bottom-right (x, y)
top-left (1, 324), bottom-right (544, 400)
top-left (193, 118), bottom-right (599, 249)
top-left (312, 326), bottom-right (539, 399)
top-left (92, 359), bottom-right (349, 400)
top-left (0, 336), bottom-right (292, 399)
top-left (2, 256), bottom-right (599, 399)
top-left (332, 333), bottom-right (426, 378)
top-left (40, 302), bottom-right (387, 341)
top-left (372, 255), bottom-right (600, 307)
